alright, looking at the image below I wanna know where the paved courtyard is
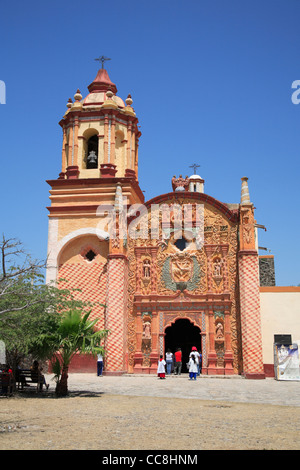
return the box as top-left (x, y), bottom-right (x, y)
top-left (62, 373), bottom-right (300, 407)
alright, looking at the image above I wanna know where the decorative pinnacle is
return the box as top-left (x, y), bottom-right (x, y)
top-left (241, 177), bottom-right (251, 204)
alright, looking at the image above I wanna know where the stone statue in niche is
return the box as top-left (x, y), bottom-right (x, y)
top-left (215, 321), bottom-right (224, 340)
top-left (143, 259), bottom-right (151, 278)
top-left (212, 257), bottom-right (223, 287)
top-left (142, 321), bottom-right (151, 339)
top-left (213, 258), bottom-right (222, 277)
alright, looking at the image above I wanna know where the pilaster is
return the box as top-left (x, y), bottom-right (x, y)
top-left (238, 187), bottom-right (265, 378)
top-left (104, 254), bottom-right (128, 375)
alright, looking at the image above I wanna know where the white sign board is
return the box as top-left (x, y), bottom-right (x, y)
top-left (274, 343), bottom-right (300, 381)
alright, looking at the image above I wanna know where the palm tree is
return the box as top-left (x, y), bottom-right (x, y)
top-left (37, 308), bottom-right (108, 396)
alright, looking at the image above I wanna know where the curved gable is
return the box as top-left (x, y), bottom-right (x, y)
top-left (144, 192), bottom-right (239, 223)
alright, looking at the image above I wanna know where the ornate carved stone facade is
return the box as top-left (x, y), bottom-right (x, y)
top-left (46, 67), bottom-right (265, 378)
top-left (124, 193), bottom-right (243, 375)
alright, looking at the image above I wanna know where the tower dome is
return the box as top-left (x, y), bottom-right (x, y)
top-left (82, 68), bottom-right (125, 109)
top-left (189, 174), bottom-right (204, 193)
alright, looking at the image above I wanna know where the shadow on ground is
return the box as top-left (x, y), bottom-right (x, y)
top-left (1, 390), bottom-right (104, 399)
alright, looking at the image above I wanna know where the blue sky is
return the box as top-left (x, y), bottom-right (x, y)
top-left (0, 0), bottom-right (299, 285)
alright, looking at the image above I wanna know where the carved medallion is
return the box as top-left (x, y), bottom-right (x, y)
top-left (171, 253), bottom-right (193, 283)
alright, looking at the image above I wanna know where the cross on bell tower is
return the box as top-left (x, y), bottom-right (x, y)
top-left (94, 55), bottom-right (111, 69)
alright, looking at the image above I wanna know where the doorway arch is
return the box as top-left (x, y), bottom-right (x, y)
top-left (164, 318), bottom-right (201, 373)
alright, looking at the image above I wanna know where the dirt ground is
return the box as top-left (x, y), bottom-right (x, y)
top-left (1, 383), bottom-right (299, 451)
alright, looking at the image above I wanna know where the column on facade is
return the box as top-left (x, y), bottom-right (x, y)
top-left (220, 244), bottom-right (230, 293)
top-left (97, 134), bottom-right (103, 168)
top-left (204, 245), bottom-right (214, 292)
top-left (149, 308), bottom-right (159, 373)
top-left (150, 247), bottom-right (159, 294)
top-left (61, 127), bottom-right (67, 174)
top-left (133, 311), bottom-right (144, 373)
top-left (238, 181), bottom-right (265, 379)
top-left (134, 250), bottom-right (142, 294)
top-left (223, 305), bottom-right (234, 374)
top-left (238, 250), bottom-right (265, 378)
top-left (110, 114), bottom-right (116, 165)
top-left (73, 117), bottom-right (79, 167)
top-left (130, 124), bottom-right (135, 170)
top-left (135, 138), bottom-right (139, 178)
top-left (206, 306), bottom-right (218, 374)
top-left (68, 123), bottom-right (73, 165)
top-left (104, 254), bottom-right (128, 375)
top-left (103, 114), bottom-right (109, 163)
top-left (65, 121), bottom-right (79, 179)
top-left (126, 121), bottom-right (132, 170)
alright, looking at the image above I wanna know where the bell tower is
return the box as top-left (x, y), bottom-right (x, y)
top-left (59, 65), bottom-right (141, 181)
top-left (46, 63), bottom-right (144, 374)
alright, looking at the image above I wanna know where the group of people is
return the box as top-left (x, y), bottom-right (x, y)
top-left (0, 360), bottom-right (49, 393)
top-left (0, 364), bottom-right (14, 395)
top-left (157, 347), bottom-right (202, 380)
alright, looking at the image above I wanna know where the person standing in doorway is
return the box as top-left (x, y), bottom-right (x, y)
top-left (97, 353), bottom-right (104, 377)
top-left (188, 353), bottom-right (198, 380)
top-left (165, 349), bottom-right (173, 375)
top-left (157, 355), bottom-right (166, 379)
top-left (174, 348), bottom-right (182, 375)
top-left (190, 346), bottom-right (200, 363)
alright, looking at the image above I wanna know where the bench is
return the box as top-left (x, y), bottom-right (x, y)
top-left (16, 369), bottom-right (47, 392)
top-left (0, 372), bottom-right (14, 397)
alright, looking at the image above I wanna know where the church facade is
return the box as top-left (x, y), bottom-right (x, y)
top-left (46, 66), bottom-right (284, 379)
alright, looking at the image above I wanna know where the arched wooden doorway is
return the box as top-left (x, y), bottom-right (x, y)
top-left (164, 318), bottom-right (201, 373)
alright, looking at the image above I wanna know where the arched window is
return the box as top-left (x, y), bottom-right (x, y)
top-left (86, 135), bottom-right (98, 169)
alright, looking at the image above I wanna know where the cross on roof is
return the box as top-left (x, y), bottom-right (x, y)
top-left (94, 56), bottom-right (111, 69)
top-left (189, 163), bottom-right (200, 174)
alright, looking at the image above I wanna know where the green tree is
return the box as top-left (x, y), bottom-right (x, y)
top-left (0, 236), bottom-right (108, 388)
top-left (34, 308), bottom-right (108, 396)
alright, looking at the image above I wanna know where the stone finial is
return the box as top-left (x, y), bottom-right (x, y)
top-left (124, 93), bottom-right (135, 116)
top-left (74, 89), bottom-right (82, 101)
top-left (102, 88), bottom-right (118, 109)
top-left (241, 177), bottom-right (251, 205)
top-left (126, 94), bottom-right (133, 106)
top-left (67, 98), bottom-right (73, 108)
